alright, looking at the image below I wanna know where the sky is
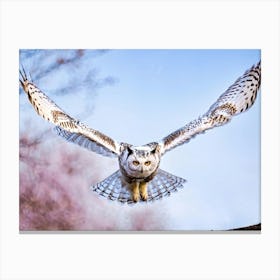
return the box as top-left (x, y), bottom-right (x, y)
top-left (19, 49), bottom-right (261, 230)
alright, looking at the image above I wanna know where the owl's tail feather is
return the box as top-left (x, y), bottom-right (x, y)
top-left (91, 169), bottom-right (186, 204)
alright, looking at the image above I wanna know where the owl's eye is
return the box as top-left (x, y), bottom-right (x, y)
top-left (144, 161), bottom-right (151, 166)
top-left (132, 160), bottom-right (140, 166)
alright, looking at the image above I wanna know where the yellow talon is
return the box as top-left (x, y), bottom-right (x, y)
top-left (140, 182), bottom-right (148, 201)
top-left (131, 182), bottom-right (140, 202)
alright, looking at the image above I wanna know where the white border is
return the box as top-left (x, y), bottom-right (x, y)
top-left (1, 1), bottom-right (279, 279)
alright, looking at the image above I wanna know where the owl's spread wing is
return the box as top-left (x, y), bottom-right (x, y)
top-left (19, 69), bottom-right (122, 157)
top-left (159, 61), bottom-right (261, 155)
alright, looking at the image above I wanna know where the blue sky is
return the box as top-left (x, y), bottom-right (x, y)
top-left (20, 49), bottom-right (261, 230)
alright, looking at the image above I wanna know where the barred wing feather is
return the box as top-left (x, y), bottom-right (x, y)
top-left (160, 61), bottom-right (261, 155)
top-left (19, 69), bottom-right (121, 158)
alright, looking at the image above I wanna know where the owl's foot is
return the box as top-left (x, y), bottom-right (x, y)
top-left (140, 182), bottom-right (148, 201)
top-left (132, 182), bottom-right (140, 202)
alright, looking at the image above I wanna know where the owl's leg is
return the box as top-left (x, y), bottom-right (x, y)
top-left (131, 182), bottom-right (140, 202)
top-left (140, 182), bottom-right (148, 201)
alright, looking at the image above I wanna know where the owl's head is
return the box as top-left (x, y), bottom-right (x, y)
top-left (120, 144), bottom-right (161, 179)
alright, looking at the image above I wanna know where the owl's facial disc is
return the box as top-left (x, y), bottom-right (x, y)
top-left (124, 145), bottom-right (160, 178)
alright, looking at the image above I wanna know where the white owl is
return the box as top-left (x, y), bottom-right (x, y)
top-left (19, 61), bottom-right (261, 204)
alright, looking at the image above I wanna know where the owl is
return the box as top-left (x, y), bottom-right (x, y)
top-left (19, 61), bottom-right (261, 204)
